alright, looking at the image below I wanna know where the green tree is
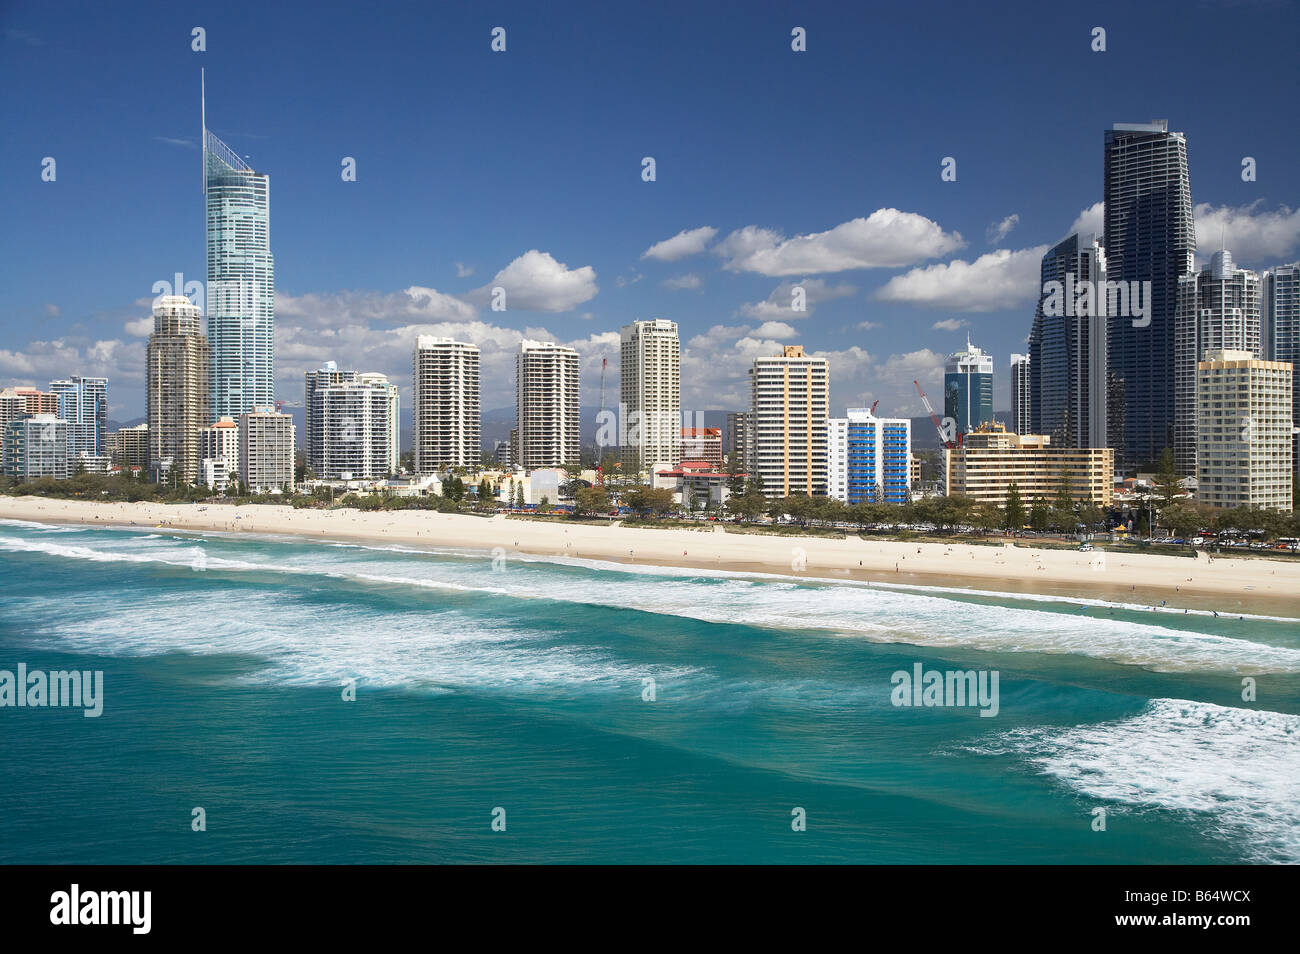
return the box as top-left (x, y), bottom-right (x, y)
top-left (724, 453), bottom-right (746, 496)
top-left (1154, 447), bottom-right (1181, 510)
top-left (1029, 500), bottom-right (1050, 532)
top-left (622, 485), bottom-right (675, 517)
top-left (574, 486), bottom-right (610, 515)
top-left (1003, 481), bottom-right (1024, 532)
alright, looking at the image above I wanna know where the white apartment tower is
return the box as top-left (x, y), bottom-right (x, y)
top-left (198, 416), bottom-right (239, 492)
top-left (314, 378), bottom-right (397, 480)
top-left (1175, 249), bottom-right (1261, 474)
top-left (305, 361), bottom-right (356, 475)
top-left (359, 372), bottom-right (400, 473)
top-left (412, 337), bottom-right (480, 473)
top-left (619, 319), bottom-right (681, 474)
top-left (748, 345), bottom-right (829, 497)
top-left (516, 340), bottom-right (580, 470)
top-left (1196, 350), bottom-right (1292, 510)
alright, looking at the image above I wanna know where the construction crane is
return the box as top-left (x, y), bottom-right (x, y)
top-left (914, 379), bottom-right (956, 449)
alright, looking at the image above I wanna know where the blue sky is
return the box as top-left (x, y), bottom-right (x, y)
top-left (2, 0), bottom-right (1298, 421)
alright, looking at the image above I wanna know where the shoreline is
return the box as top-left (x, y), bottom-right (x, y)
top-left (2, 496), bottom-right (1298, 617)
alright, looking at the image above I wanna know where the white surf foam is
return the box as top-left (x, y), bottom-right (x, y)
top-left (964, 698), bottom-right (1300, 862)
top-left (3, 523), bottom-right (1298, 675)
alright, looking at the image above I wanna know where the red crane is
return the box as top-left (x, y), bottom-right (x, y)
top-left (914, 379), bottom-right (955, 449)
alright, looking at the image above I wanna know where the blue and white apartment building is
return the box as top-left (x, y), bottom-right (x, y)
top-left (827, 407), bottom-right (912, 504)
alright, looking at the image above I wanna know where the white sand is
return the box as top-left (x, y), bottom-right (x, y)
top-left (2, 496), bottom-right (1297, 616)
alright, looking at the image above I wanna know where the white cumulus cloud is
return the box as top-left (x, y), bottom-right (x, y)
top-left (469, 250), bottom-right (598, 312)
top-left (718, 209), bottom-right (965, 276)
top-left (642, 226), bottom-right (718, 261)
top-left (873, 246), bottom-right (1048, 312)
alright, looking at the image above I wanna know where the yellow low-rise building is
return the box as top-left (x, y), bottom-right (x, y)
top-left (946, 423), bottom-right (1113, 506)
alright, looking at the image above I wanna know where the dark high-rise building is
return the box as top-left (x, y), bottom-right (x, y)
top-left (1102, 120), bottom-right (1196, 471)
top-left (944, 339), bottom-right (993, 439)
top-left (1009, 353), bottom-right (1030, 435)
top-left (1027, 233), bottom-right (1108, 448)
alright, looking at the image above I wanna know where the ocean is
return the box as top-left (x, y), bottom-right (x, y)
top-left (1, 517), bottom-right (1297, 864)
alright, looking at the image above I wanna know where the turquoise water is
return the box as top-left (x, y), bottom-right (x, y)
top-left (1, 518), bottom-right (1297, 864)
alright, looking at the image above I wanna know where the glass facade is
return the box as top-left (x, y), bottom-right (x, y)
top-left (944, 342), bottom-right (994, 438)
top-left (1103, 121), bottom-right (1195, 470)
top-left (205, 128), bottom-right (275, 420)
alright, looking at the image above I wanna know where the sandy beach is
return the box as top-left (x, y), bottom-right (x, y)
top-left (2, 495), bottom-right (1297, 616)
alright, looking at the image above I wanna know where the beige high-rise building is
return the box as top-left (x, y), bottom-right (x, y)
top-left (619, 319), bottom-right (680, 473)
top-left (108, 423), bottom-right (150, 470)
top-left (946, 423), bottom-right (1113, 506)
top-left (748, 345), bottom-right (829, 497)
top-left (147, 295), bottom-right (210, 483)
top-left (238, 407), bottom-right (295, 494)
top-left (516, 340), bottom-right (579, 470)
top-left (1196, 350), bottom-right (1293, 510)
top-left (412, 337), bottom-right (480, 473)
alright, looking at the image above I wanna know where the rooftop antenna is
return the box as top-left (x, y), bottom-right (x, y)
top-left (200, 68), bottom-right (206, 195)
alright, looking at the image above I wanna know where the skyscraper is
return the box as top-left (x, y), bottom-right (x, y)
top-left (1173, 249), bottom-right (1260, 474)
top-left (412, 337), bottom-right (480, 472)
top-left (944, 339), bottom-right (993, 439)
top-left (204, 73), bottom-right (275, 420)
top-left (147, 294), bottom-right (211, 483)
top-left (619, 319), bottom-right (681, 473)
top-left (48, 376), bottom-right (107, 461)
top-left (748, 345), bottom-right (829, 497)
top-left (1103, 120), bottom-right (1196, 470)
top-left (1196, 350), bottom-right (1292, 511)
top-left (305, 362), bottom-right (357, 475)
top-left (238, 407), bottom-right (295, 494)
top-left (1027, 234), bottom-right (1108, 449)
top-left (312, 378), bottom-right (396, 480)
top-left (725, 411), bottom-right (750, 465)
top-left (515, 341), bottom-right (579, 470)
top-left (1009, 354), bottom-right (1031, 435)
top-left (1263, 262), bottom-right (1300, 482)
top-left (358, 372), bottom-right (400, 474)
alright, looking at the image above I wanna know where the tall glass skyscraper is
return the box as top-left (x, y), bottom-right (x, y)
top-left (204, 75), bottom-right (275, 420)
top-left (944, 339), bottom-right (993, 439)
top-left (1027, 233), bottom-right (1108, 449)
top-left (1103, 120), bottom-right (1196, 471)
